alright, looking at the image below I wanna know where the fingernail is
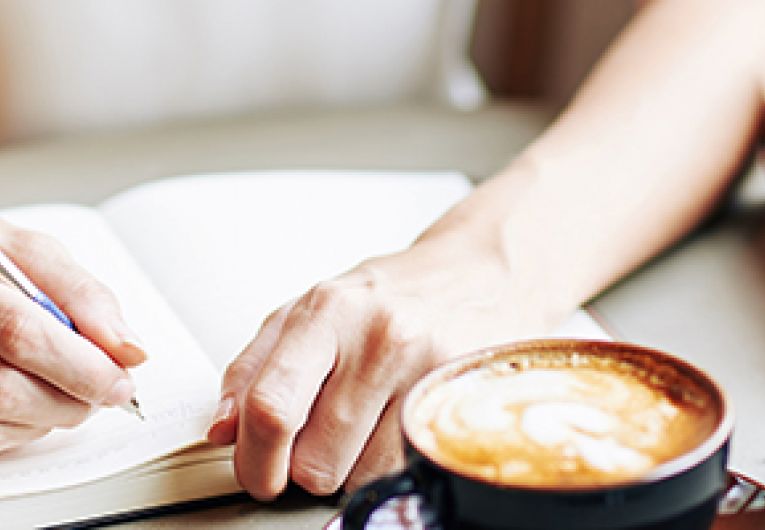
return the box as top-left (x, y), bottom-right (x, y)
top-left (113, 324), bottom-right (148, 365)
top-left (120, 337), bottom-right (148, 365)
top-left (104, 378), bottom-right (136, 406)
top-left (212, 396), bottom-right (235, 424)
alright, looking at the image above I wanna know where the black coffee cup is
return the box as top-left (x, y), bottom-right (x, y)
top-left (341, 339), bottom-right (734, 530)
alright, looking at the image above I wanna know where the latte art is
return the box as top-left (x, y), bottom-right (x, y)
top-left (409, 353), bottom-right (719, 487)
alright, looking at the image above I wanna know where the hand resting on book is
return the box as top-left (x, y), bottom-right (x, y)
top-left (0, 220), bottom-right (146, 450)
top-left (207, 223), bottom-right (560, 499)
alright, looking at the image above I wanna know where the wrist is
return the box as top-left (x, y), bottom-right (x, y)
top-left (410, 191), bottom-right (579, 336)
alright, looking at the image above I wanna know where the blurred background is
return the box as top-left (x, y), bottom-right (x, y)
top-left (0, 0), bottom-right (638, 208)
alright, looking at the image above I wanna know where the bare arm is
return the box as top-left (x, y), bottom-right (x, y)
top-left (212, 0), bottom-right (765, 499)
top-left (431, 0), bottom-right (765, 326)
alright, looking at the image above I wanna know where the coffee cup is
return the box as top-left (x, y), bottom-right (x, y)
top-left (341, 339), bottom-right (733, 530)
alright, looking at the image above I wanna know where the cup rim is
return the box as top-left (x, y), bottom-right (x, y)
top-left (401, 338), bottom-right (735, 493)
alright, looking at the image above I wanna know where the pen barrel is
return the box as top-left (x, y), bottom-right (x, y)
top-left (33, 293), bottom-right (76, 330)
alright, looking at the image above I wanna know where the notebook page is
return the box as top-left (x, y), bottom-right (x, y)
top-left (0, 206), bottom-right (220, 497)
top-left (99, 171), bottom-right (474, 369)
top-left (99, 171), bottom-right (609, 372)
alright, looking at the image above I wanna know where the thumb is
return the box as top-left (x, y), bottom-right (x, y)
top-left (207, 302), bottom-right (294, 445)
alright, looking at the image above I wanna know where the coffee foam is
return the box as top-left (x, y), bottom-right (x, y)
top-left (409, 351), bottom-right (719, 487)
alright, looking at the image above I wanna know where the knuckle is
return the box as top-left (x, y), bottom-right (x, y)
top-left (324, 403), bottom-right (355, 435)
top-left (0, 305), bottom-right (36, 364)
top-left (291, 458), bottom-right (343, 495)
top-left (303, 279), bottom-right (350, 314)
top-left (354, 260), bottom-right (389, 290)
top-left (384, 312), bottom-right (438, 367)
top-left (222, 363), bottom-right (248, 392)
top-left (64, 366), bottom-right (110, 402)
top-left (222, 358), bottom-right (250, 384)
top-left (360, 306), bottom-right (439, 388)
top-left (381, 312), bottom-right (418, 352)
top-left (69, 275), bottom-right (115, 306)
top-left (66, 378), bottom-right (100, 402)
top-left (368, 308), bottom-right (417, 365)
top-left (242, 390), bottom-right (295, 441)
top-left (307, 402), bottom-right (356, 444)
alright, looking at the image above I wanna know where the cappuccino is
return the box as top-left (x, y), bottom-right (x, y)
top-left (408, 350), bottom-right (719, 487)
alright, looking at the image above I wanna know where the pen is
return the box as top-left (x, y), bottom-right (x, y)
top-left (0, 249), bottom-right (144, 420)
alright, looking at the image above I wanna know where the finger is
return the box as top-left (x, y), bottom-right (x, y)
top-left (0, 286), bottom-right (135, 407)
top-left (208, 302), bottom-right (294, 445)
top-left (344, 397), bottom-right (406, 493)
top-left (234, 289), bottom-right (343, 500)
top-left (0, 422), bottom-right (51, 452)
top-left (291, 297), bottom-right (438, 495)
top-left (0, 224), bottom-right (146, 368)
top-left (0, 360), bottom-right (92, 428)
top-left (289, 352), bottom-right (393, 495)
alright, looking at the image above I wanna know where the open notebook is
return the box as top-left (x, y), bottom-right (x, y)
top-left (0, 171), bottom-right (610, 528)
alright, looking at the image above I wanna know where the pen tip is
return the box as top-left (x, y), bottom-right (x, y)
top-left (124, 397), bottom-right (145, 421)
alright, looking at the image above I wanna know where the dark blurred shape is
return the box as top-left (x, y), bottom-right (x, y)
top-left (472, 0), bottom-right (635, 108)
top-left (472, 0), bottom-right (553, 98)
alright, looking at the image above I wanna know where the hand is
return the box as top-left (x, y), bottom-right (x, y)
top-left (208, 227), bottom-right (560, 499)
top-left (0, 220), bottom-right (146, 450)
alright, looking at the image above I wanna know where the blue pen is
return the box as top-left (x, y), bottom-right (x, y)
top-left (0, 249), bottom-right (143, 419)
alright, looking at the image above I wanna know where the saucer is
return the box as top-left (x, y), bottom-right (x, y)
top-left (325, 471), bottom-right (765, 529)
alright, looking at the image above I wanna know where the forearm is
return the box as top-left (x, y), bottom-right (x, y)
top-left (422, 0), bottom-right (765, 329)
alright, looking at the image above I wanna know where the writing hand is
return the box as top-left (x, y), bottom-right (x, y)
top-left (0, 220), bottom-right (146, 450)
